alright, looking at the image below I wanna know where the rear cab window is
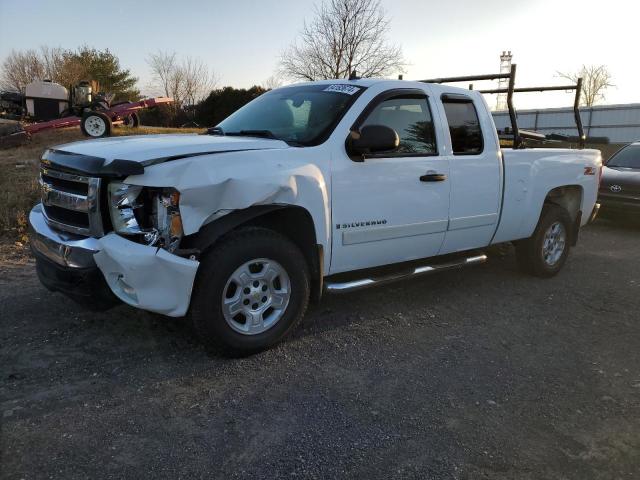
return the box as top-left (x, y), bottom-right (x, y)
top-left (441, 95), bottom-right (484, 155)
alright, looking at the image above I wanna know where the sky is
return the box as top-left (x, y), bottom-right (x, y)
top-left (0, 0), bottom-right (638, 109)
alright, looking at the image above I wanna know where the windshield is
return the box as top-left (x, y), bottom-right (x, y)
top-left (216, 84), bottom-right (365, 146)
top-left (608, 144), bottom-right (640, 168)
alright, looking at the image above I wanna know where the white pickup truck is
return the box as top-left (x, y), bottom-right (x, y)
top-left (30, 77), bottom-right (602, 354)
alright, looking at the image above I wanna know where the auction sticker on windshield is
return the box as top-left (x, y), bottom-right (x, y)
top-left (323, 84), bottom-right (361, 95)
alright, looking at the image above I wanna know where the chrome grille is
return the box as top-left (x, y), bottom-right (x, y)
top-left (39, 165), bottom-right (104, 237)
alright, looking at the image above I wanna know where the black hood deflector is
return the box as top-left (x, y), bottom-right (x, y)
top-left (42, 148), bottom-right (264, 178)
top-left (42, 149), bottom-right (143, 177)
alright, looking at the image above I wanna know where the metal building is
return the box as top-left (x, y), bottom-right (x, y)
top-left (492, 103), bottom-right (640, 144)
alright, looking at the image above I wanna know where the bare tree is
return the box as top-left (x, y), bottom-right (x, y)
top-left (49, 49), bottom-right (87, 89)
top-left (39, 47), bottom-right (67, 83)
top-left (1, 46), bottom-right (139, 100)
top-left (558, 65), bottom-right (614, 107)
top-left (147, 51), bottom-right (217, 109)
top-left (147, 51), bottom-right (180, 99)
top-left (1, 47), bottom-right (73, 92)
top-left (280, 0), bottom-right (406, 81)
top-left (181, 56), bottom-right (218, 107)
top-left (0, 49), bottom-right (45, 92)
top-left (262, 73), bottom-right (285, 90)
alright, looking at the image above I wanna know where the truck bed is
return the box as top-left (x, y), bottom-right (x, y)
top-left (492, 148), bottom-right (602, 244)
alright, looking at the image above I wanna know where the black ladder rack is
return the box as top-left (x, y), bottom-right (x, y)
top-left (415, 64), bottom-right (585, 149)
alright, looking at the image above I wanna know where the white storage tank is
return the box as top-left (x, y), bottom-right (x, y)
top-left (25, 80), bottom-right (69, 121)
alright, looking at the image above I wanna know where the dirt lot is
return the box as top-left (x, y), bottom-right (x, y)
top-left (1, 218), bottom-right (639, 479)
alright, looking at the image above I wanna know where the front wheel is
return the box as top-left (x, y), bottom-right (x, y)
top-left (190, 227), bottom-right (310, 355)
top-left (515, 204), bottom-right (572, 277)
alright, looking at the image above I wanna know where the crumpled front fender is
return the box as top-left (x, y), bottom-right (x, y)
top-left (124, 149), bottom-right (332, 273)
top-left (94, 234), bottom-right (199, 317)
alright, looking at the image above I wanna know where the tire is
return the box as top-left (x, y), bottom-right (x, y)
top-left (515, 204), bottom-right (572, 278)
top-left (80, 111), bottom-right (112, 137)
top-left (121, 112), bottom-right (139, 128)
top-left (190, 227), bottom-right (310, 356)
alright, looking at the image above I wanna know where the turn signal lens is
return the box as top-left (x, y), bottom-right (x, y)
top-left (170, 213), bottom-right (183, 238)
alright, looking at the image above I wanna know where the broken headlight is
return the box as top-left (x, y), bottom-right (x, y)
top-left (108, 182), bottom-right (184, 252)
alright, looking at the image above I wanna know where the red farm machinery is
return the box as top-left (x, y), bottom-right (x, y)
top-left (0, 79), bottom-right (173, 147)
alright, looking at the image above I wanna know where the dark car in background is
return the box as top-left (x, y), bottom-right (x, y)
top-left (599, 142), bottom-right (640, 221)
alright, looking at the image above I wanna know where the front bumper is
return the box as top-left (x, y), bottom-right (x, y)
top-left (29, 204), bottom-right (100, 269)
top-left (29, 204), bottom-right (200, 317)
top-left (33, 247), bottom-right (120, 310)
top-left (94, 234), bottom-right (199, 317)
top-left (29, 204), bottom-right (119, 309)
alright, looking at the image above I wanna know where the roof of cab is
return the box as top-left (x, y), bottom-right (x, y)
top-left (287, 78), bottom-right (481, 97)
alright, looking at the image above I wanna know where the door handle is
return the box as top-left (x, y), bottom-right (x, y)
top-left (420, 171), bottom-right (447, 182)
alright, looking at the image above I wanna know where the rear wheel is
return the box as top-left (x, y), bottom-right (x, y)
top-left (190, 227), bottom-right (310, 355)
top-left (515, 204), bottom-right (572, 277)
top-left (80, 111), bottom-right (112, 137)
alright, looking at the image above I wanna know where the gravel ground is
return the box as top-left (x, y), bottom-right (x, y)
top-left (1, 219), bottom-right (639, 479)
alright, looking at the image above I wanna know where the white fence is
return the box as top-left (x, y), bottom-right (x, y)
top-left (492, 103), bottom-right (640, 144)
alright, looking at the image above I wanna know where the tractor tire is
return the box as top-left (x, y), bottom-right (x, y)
top-left (122, 112), bottom-right (140, 128)
top-left (80, 111), bottom-right (112, 138)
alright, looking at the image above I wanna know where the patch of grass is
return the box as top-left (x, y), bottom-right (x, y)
top-left (0, 160), bottom-right (39, 242)
top-left (114, 126), bottom-right (204, 135)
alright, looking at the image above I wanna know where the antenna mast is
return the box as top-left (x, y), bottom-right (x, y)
top-left (496, 51), bottom-right (512, 111)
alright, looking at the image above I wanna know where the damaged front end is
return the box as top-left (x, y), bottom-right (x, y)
top-left (95, 182), bottom-right (199, 316)
top-left (30, 150), bottom-right (201, 317)
top-left (94, 234), bottom-right (198, 317)
top-left (30, 136), bottom-right (328, 318)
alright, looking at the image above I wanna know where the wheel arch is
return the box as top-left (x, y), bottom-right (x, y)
top-left (182, 205), bottom-right (324, 302)
top-left (542, 185), bottom-right (583, 245)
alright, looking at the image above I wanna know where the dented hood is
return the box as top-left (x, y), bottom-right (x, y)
top-left (43, 134), bottom-right (290, 176)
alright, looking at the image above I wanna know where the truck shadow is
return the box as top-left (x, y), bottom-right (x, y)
top-left (293, 255), bottom-right (519, 341)
top-left (8, 221), bottom-right (635, 365)
top-left (79, 251), bottom-right (530, 357)
top-left (591, 216), bottom-right (640, 232)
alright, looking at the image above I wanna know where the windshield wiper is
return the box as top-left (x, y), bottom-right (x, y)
top-left (225, 129), bottom-right (278, 140)
top-left (208, 128), bottom-right (303, 146)
top-left (205, 126), bottom-right (225, 136)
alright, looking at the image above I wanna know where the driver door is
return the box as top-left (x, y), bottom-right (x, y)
top-left (330, 89), bottom-right (451, 274)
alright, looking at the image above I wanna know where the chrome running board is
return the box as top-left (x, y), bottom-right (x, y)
top-left (324, 254), bottom-right (487, 293)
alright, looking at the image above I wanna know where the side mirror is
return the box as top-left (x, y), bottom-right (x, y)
top-left (347, 124), bottom-right (399, 158)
